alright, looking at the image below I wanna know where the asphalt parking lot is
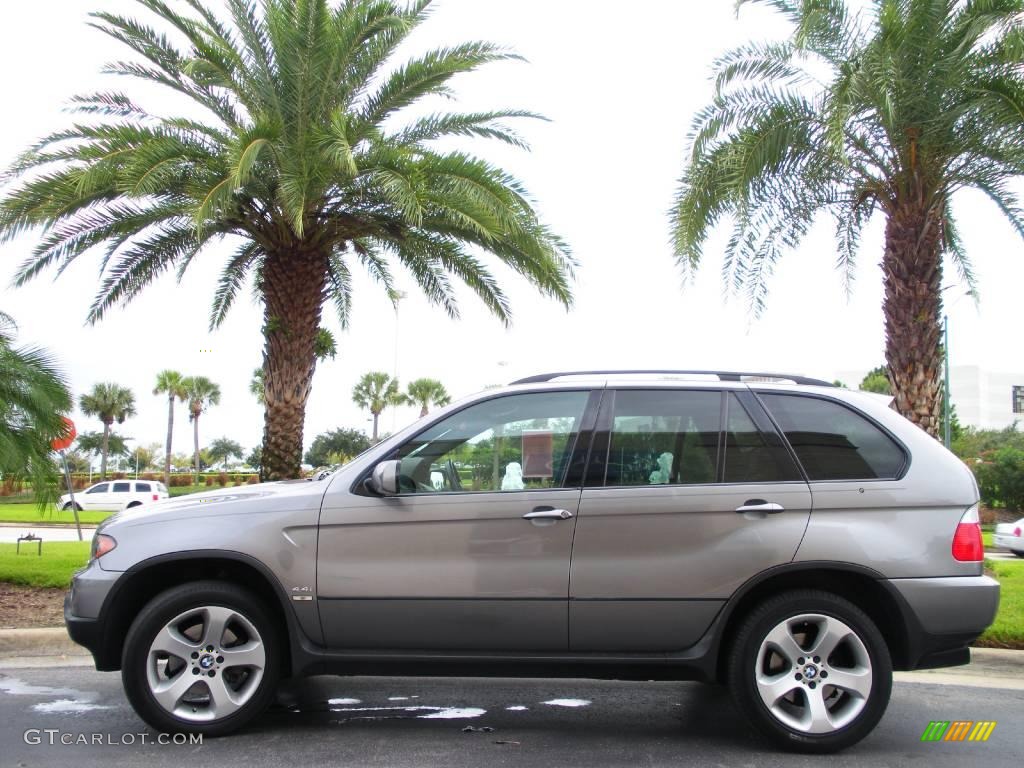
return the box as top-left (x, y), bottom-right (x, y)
top-left (2, 663), bottom-right (1022, 768)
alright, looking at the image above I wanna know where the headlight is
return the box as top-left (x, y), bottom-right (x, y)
top-left (91, 533), bottom-right (117, 560)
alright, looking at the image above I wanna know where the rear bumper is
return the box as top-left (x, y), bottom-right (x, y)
top-left (889, 575), bottom-right (1000, 670)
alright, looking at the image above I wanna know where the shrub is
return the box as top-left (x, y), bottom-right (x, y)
top-left (204, 475), bottom-right (214, 487)
top-left (247, 475), bottom-right (259, 485)
top-left (974, 447), bottom-right (1024, 512)
top-left (216, 472), bottom-right (228, 487)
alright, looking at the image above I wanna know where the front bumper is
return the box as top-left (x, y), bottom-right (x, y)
top-left (889, 575), bottom-right (1000, 670)
top-left (64, 559), bottom-right (122, 669)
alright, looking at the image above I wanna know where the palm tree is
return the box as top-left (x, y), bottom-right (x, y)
top-left (153, 370), bottom-right (187, 486)
top-left (405, 377), bottom-right (451, 417)
top-left (353, 372), bottom-right (402, 441)
top-left (672, 0), bottom-right (1024, 436)
top-left (79, 383), bottom-right (136, 479)
top-left (207, 437), bottom-right (244, 470)
top-left (182, 376), bottom-right (221, 482)
top-left (0, 312), bottom-right (72, 501)
top-left (251, 328), bottom-right (336, 405)
top-left (0, 0), bottom-right (574, 480)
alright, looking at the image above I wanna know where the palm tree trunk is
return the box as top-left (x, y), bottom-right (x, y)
top-left (882, 196), bottom-right (943, 437)
top-left (420, 403), bottom-right (428, 418)
top-left (164, 393), bottom-right (174, 487)
top-left (261, 248), bottom-right (329, 480)
top-left (193, 413), bottom-right (200, 484)
top-left (372, 412), bottom-right (380, 441)
top-left (101, 421), bottom-right (110, 480)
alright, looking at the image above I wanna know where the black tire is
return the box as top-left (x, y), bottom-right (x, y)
top-left (727, 590), bottom-right (892, 754)
top-left (122, 580), bottom-right (280, 736)
top-left (1013, 550), bottom-right (1024, 558)
top-left (62, 501), bottom-right (82, 512)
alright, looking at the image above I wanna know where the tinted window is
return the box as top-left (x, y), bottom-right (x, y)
top-left (397, 391), bottom-right (589, 493)
top-left (112, 482), bottom-right (131, 493)
top-left (86, 483), bottom-right (109, 494)
top-left (606, 390), bottom-right (720, 486)
top-left (135, 482), bottom-right (151, 492)
top-left (760, 394), bottom-right (906, 481)
top-left (723, 395), bottom-right (801, 483)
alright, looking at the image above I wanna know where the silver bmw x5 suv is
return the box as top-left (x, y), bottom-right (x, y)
top-left (65, 370), bottom-right (999, 753)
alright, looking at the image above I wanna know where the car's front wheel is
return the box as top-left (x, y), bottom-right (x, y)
top-left (122, 581), bottom-right (280, 736)
top-left (61, 501), bottom-right (82, 512)
top-left (727, 590), bottom-right (892, 753)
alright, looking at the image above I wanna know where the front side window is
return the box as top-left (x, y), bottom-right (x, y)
top-left (112, 482), bottom-right (131, 493)
top-left (760, 394), bottom-right (906, 481)
top-left (86, 483), bottom-right (109, 494)
top-left (606, 390), bottom-right (720, 486)
top-left (396, 391), bottom-right (589, 493)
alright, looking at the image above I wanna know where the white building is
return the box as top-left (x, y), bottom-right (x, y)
top-left (949, 366), bottom-right (1024, 430)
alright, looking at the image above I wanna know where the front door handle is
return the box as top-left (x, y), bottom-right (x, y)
top-left (735, 500), bottom-right (785, 514)
top-left (523, 508), bottom-right (573, 520)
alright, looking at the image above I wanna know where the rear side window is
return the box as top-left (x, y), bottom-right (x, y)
top-left (112, 482), bottom-right (131, 492)
top-left (723, 395), bottom-right (802, 483)
top-left (606, 390), bottom-right (720, 486)
top-left (135, 482), bottom-right (151, 492)
top-left (760, 394), bottom-right (906, 481)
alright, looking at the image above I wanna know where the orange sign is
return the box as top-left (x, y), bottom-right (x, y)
top-left (50, 417), bottom-right (76, 451)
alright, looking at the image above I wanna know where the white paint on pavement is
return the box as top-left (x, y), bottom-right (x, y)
top-left (542, 698), bottom-right (591, 707)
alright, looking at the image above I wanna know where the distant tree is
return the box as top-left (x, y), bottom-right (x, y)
top-left (245, 446), bottom-right (262, 473)
top-left (182, 376), bottom-right (220, 482)
top-left (832, 380), bottom-right (847, 389)
top-left (859, 366), bottom-right (892, 396)
top-left (249, 367), bottom-right (265, 406)
top-left (79, 382), bottom-right (136, 479)
top-left (130, 443), bottom-right (159, 474)
top-left (305, 428), bottom-right (372, 468)
top-left (153, 370), bottom-right (187, 487)
top-left (353, 373), bottom-right (403, 441)
top-left (208, 437), bottom-right (244, 470)
top-left (952, 422), bottom-right (1024, 461)
top-left (404, 378), bottom-right (452, 418)
top-left (974, 447), bottom-right (1024, 512)
top-left (77, 431), bottom-right (129, 464)
top-left (63, 450), bottom-right (91, 474)
top-left (0, 311), bottom-right (72, 501)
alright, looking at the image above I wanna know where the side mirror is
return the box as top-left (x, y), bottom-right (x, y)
top-left (367, 460), bottom-right (401, 496)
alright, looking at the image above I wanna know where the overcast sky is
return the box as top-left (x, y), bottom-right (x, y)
top-left (1, 0), bottom-right (1022, 462)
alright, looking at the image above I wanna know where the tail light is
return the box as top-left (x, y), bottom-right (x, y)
top-left (1015, 526), bottom-right (1022, 538)
top-left (152, 494), bottom-right (159, 501)
top-left (952, 504), bottom-right (983, 562)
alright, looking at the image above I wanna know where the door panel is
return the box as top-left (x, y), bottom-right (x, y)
top-left (569, 388), bottom-right (812, 651)
top-left (317, 389), bottom-right (597, 651)
top-left (318, 489), bottom-right (581, 650)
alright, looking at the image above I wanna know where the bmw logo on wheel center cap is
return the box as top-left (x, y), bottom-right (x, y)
top-left (199, 654), bottom-right (215, 669)
top-left (803, 665), bottom-right (818, 679)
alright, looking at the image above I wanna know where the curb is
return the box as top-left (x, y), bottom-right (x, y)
top-left (0, 627), bottom-right (89, 659)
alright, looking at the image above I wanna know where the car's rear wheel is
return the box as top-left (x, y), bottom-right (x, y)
top-left (122, 581), bottom-right (280, 736)
top-left (1013, 550), bottom-right (1024, 558)
top-left (727, 590), bottom-right (892, 753)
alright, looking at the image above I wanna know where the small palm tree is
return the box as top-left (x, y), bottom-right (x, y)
top-left (207, 437), bottom-right (244, 470)
top-left (353, 372), bottom-right (402, 441)
top-left (672, 0), bottom-right (1024, 436)
top-left (0, 0), bottom-right (574, 480)
top-left (79, 382), bottom-right (136, 479)
top-left (405, 378), bottom-right (451, 418)
top-left (0, 312), bottom-right (72, 501)
top-left (182, 376), bottom-right (221, 482)
top-left (153, 370), bottom-right (187, 486)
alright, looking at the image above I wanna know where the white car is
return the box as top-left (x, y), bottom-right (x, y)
top-left (994, 518), bottom-right (1024, 557)
top-left (59, 479), bottom-right (169, 512)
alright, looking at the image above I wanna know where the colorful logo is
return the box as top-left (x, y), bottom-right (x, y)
top-left (921, 721), bottom-right (996, 742)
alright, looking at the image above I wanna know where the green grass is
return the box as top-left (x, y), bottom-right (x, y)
top-left (978, 559), bottom-right (1024, 649)
top-left (983, 530), bottom-right (994, 549)
top-left (0, 541), bottom-right (91, 588)
top-left (0, 503), bottom-right (113, 525)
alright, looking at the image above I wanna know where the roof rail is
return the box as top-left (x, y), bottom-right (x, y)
top-left (510, 370), bottom-right (835, 387)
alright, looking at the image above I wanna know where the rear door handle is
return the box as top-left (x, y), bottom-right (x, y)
top-left (523, 508), bottom-right (573, 520)
top-left (735, 500), bottom-right (785, 514)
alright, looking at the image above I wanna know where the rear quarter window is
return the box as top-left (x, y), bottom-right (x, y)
top-left (759, 394), bottom-right (906, 481)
